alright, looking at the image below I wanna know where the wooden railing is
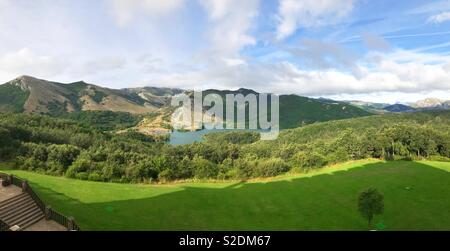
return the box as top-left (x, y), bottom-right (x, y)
top-left (49, 209), bottom-right (67, 228)
top-left (24, 183), bottom-right (45, 212)
top-left (0, 172), bottom-right (80, 231)
top-left (46, 206), bottom-right (81, 231)
top-left (0, 219), bottom-right (10, 231)
top-left (11, 175), bottom-right (22, 188)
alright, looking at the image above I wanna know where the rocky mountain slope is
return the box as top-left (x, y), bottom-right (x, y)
top-left (0, 76), bottom-right (180, 115)
top-left (410, 98), bottom-right (450, 110)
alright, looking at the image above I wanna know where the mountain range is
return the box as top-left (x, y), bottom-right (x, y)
top-left (0, 75), bottom-right (448, 130)
top-left (344, 98), bottom-right (450, 113)
top-left (0, 76), bottom-right (182, 116)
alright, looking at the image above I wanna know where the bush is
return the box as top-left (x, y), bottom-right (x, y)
top-left (88, 173), bottom-right (103, 182)
top-left (66, 157), bottom-right (91, 178)
top-left (256, 158), bottom-right (290, 177)
top-left (158, 169), bottom-right (176, 182)
top-left (234, 158), bottom-right (258, 179)
top-left (22, 157), bottom-right (44, 171)
top-left (192, 156), bottom-right (218, 179)
top-left (428, 155), bottom-right (450, 162)
top-left (293, 151), bottom-right (327, 169)
top-left (75, 172), bottom-right (89, 180)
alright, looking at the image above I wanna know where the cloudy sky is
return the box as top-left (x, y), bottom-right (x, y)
top-left (0, 0), bottom-right (450, 103)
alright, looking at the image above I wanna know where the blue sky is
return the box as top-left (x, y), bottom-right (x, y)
top-left (0, 0), bottom-right (450, 103)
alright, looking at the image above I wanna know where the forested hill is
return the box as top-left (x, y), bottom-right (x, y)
top-left (187, 88), bottom-right (374, 129)
top-left (241, 110), bottom-right (450, 169)
top-left (0, 76), bottom-right (373, 130)
top-left (276, 110), bottom-right (450, 145)
top-left (279, 95), bottom-right (372, 128)
top-left (0, 110), bottom-right (448, 183)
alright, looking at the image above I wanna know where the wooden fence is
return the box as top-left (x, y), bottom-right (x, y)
top-left (0, 219), bottom-right (10, 231)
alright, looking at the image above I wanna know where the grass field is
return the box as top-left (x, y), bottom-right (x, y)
top-left (1, 160), bottom-right (449, 230)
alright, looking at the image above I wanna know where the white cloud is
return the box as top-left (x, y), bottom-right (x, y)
top-left (136, 54), bottom-right (166, 73)
top-left (222, 57), bottom-right (247, 67)
top-left (199, 0), bottom-right (260, 54)
top-left (141, 46), bottom-right (450, 103)
top-left (276, 0), bottom-right (356, 40)
top-left (81, 56), bottom-right (126, 75)
top-left (172, 0), bottom-right (261, 88)
top-left (442, 62), bottom-right (450, 74)
top-left (278, 49), bottom-right (450, 96)
top-left (428, 11), bottom-right (450, 23)
top-left (0, 0), bottom-right (449, 104)
top-left (110, 0), bottom-right (186, 26)
top-left (409, 0), bottom-right (450, 14)
top-left (0, 48), bottom-right (69, 82)
top-left (324, 91), bottom-right (450, 104)
top-left (0, 48), bottom-right (128, 83)
top-left (291, 39), bottom-right (359, 72)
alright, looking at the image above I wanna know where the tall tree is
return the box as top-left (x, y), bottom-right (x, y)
top-left (358, 188), bottom-right (384, 228)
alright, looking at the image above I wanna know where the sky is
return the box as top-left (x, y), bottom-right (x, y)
top-left (0, 0), bottom-right (450, 103)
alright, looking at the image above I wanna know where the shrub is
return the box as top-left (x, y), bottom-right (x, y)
top-left (293, 151), bottom-right (327, 169)
top-left (234, 158), bottom-right (258, 179)
top-left (88, 173), bottom-right (103, 182)
top-left (75, 172), bottom-right (89, 180)
top-left (256, 158), bottom-right (290, 177)
top-left (66, 157), bottom-right (90, 178)
top-left (428, 155), bottom-right (450, 162)
top-left (192, 156), bottom-right (218, 179)
top-left (158, 169), bottom-right (176, 182)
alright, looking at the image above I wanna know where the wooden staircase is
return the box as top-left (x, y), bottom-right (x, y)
top-left (0, 192), bottom-right (45, 230)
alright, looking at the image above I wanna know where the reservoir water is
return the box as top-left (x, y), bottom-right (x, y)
top-left (169, 129), bottom-right (265, 145)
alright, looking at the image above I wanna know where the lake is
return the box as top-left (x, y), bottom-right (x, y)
top-left (169, 129), bottom-right (266, 145)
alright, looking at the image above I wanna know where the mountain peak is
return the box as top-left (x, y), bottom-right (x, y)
top-left (384, 104), bottom-right (415, 113)
top-left (412, 98), bottom-right (446, 108)
top-left (16, 75), bottom-right (39, 82)
top-left (7, 75), bottom-right (42, 90)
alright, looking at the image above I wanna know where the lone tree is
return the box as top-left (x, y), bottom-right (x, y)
top-left (358, 188), bottom-right (384, 228)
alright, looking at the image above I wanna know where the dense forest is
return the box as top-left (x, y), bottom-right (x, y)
top-left (0, 111), bottom-right (449, 183)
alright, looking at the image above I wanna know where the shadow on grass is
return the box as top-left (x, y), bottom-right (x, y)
top-left (27, 161), bottom-right (450, 231)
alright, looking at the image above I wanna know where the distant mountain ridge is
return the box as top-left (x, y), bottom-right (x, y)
top-left (0, 76), bottom-right (181, 115)
top-left (336, 98), bottom-right (450, 113)
top-left (0, 76), bottom-right (375, 130)
top-left (383, 104), bottom-right (416, 113)
top-left (410, 98), bottom-right (450, 110)
top-left (183, 88), bottom-right (374, 129)
top-left (1, 76), bottom-right (448, 125)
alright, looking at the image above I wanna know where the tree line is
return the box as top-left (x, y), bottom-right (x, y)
top-left (0, 111), bottom-right (449, 183)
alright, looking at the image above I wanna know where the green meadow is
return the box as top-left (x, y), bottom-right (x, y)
top-left (1, 160), bottom-right (449, 230)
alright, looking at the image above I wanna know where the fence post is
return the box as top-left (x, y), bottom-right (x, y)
top-left (67, 217), bottom-right (74, 231)
top-left (8, 174), bottom-right (13, 186)
top-left (45, 206), bottom-right (52, 220)
top-left (22, 180), bottom-right (28, 192)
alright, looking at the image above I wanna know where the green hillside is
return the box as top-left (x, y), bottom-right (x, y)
top-left (1, 160), bottom-right (449, 230)
top-left (0, 111), bottom-right (449, 183)
top-left (0, 82), bottom-right (30, 113)
top-left (0, 76), bottom-right (373, 130)
top-left (0, 76), bottom-right (165, 115)
top-left (189, 89), bottom-right (374, 129)
top-left (61, 110), bottom-right (141, 131)
top-left (279, 95), bottom-right (372, 128)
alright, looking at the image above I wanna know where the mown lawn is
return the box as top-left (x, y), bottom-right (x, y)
top-left (1, 160), bottom-right (449, 230)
